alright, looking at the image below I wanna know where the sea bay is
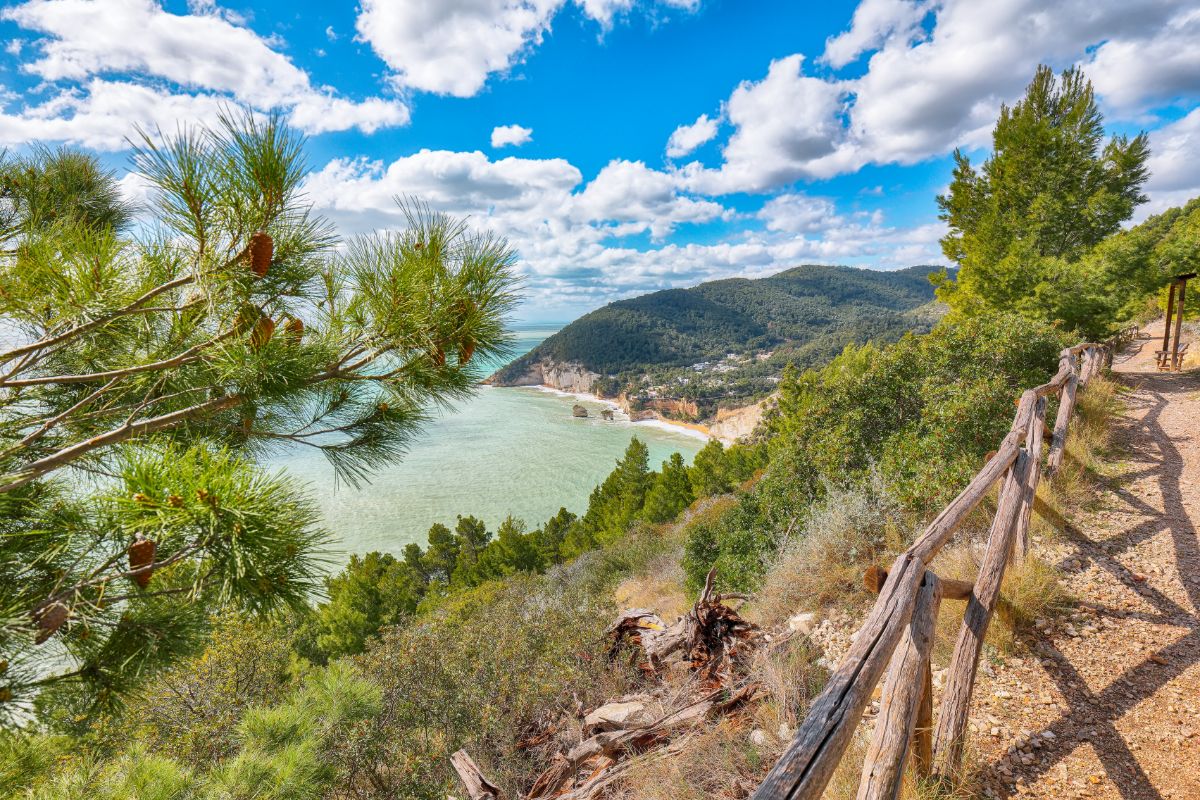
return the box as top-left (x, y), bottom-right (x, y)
top-left (272, 325), bottom-right (705, 564)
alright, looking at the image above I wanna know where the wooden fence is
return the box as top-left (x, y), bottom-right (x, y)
top-left (751, 341), bottom-right (1107, 800)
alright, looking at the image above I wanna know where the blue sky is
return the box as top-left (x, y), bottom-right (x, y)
top-left (1, 0), bottom-right (1198, 321)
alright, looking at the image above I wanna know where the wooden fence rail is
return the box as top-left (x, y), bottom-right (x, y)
top-left (752, 342), bottom-right (1106, 800)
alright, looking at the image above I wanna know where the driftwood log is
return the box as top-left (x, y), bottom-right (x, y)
top-left (451, 750), bottom-right (501, 800)
top-left (607, 567), bottom-right (761, 685)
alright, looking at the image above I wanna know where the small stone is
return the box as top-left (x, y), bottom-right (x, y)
top-left (584, 700), bottom-right (648, 731)
top-left (787, 612), bottom-right (817, 636)
top-left (750, 729), bottom-right (768, 746)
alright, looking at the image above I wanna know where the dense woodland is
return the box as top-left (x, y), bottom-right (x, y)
top-left (2, 67), bottom-right (1198, 800)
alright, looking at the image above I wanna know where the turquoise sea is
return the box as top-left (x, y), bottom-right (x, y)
top-left (273, 324), bottom-right (705, 564)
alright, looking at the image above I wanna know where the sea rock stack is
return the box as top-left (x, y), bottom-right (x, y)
top-left (572, 404), bottom-right (589, 418)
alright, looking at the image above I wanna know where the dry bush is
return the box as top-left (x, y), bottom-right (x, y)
top-left (752, 476), bottom-right (910, 628)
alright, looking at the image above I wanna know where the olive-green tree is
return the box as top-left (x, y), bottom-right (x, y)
top-left (0, 112), bottom-right (519, 721)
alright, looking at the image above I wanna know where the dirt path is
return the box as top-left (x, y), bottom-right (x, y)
top-left (971, 321), bottom-right (1199, 799)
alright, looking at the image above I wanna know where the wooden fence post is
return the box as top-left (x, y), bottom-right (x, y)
top-left (752, 553), bottom-right (927, 800)
top-left (1045, 355), bottom-right (1079, 476)
top-left (1161, 281), bottom-right (1177, 369)
top-left (751, 339), bottom-right (1101, 798)
top-left (856, 572), bottom-right (943, 800)
top-left (1012, 396), bottom-right (1047, 562)
top-left (914, 659), bottom-right (934, 779)
top-left (932, 446), bottom-right (1030, 780)
top-left (1171, 280), bottom-right (1187, 371)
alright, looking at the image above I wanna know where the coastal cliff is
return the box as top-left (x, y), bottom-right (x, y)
top-left (486, 359), bottom-right (601, 394)
top-left (489, 358), bottom-right (768, 442)
top-left (708, 397), bottom-right (771, 444)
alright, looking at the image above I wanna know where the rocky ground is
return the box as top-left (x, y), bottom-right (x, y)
top-left (965, 322), bottom-right (1200, 799)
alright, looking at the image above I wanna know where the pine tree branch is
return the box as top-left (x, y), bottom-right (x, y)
top-left (0, 375), bottom-right (122, 460)
top-left (0, 393), bottom-right (241, 493)
top-left (0, 318), bottom-right (226, 387)
top-left (0, 274), bottom-right (196, 363)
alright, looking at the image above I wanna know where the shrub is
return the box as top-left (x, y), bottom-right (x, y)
top-left (752, 475), bottom-right (908, 626)
top-left (98, 612), bottom-right (300, 766)
top-left (347, 566), bottom-right (636, 798)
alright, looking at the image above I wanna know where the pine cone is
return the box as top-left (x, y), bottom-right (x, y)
top-left (249, 231), bottom-right (273, 278)
top-left (33, 601), bottom-right (69, 644)
top-left (128, 537), bottom-right (156, 588)
top-left (431, 346), bottom-right (446, 367)
top-left (458, 339), bottom-right (476, 363)
top-left (249, 316), bottom-right (276, 350)
top-left (283, 316), bottom-right (304, 342)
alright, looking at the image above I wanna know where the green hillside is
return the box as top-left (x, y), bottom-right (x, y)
top-left (494, 264), bottom-right (945, 380)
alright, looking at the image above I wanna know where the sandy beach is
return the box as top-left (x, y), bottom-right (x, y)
top-left (526, 385), bottom-right (712, 442)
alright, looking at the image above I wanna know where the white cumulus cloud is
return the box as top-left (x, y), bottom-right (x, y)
top-left (666, 113), bottom-right (719, 158)
top-left (0, 0), bottom-right (409, 147)
top-left (821, 0), bottom-right (929, 69)
top-left (1138, 108), bottom-right (1200, 219)
top-left (301, 149), bottom-right (943, 310)
top-left (670, 0), bottom-right (1192, 195)
top-left (355, 0), bottom-right (701, 97)
top-left (491, 124), bottom-right (534, 148)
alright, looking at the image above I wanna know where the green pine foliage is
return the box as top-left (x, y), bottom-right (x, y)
top-left (935, 65), bottom-right (1152, 337)
top-left (297, 552), bottom-right (424, 664)
top-left (681, 312), bottom-right (1072, 593)
top-left (642, 452), bottom-right (695, 523)
top-left (0, 112), bottom-right (519, 719)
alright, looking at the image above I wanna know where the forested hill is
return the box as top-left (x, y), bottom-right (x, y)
top-left (493, 264), bottom-right (945, 380)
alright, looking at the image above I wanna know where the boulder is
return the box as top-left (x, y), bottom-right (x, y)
top-left (572, 404), bottom-right (588, 418)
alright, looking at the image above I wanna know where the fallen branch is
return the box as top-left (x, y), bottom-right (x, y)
top-left (451, 750), bottom-right (502, 800)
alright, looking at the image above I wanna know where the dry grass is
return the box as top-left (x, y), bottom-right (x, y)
top-left (614, 717), bottom-right (765, 800)
top-left (1038, 373), bottom-right (1124, 528)
top-left (820, 728), bottom-right (985, 800)
top-left (613, 636), bottom-right (825, 800)
top-left (930, 543), bottom-right (1071, 662)
top-left (613, 559), bottom-right (690, 621)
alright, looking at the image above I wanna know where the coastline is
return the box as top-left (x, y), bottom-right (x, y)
top-left (520, 384), bottom-right (711, 442)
